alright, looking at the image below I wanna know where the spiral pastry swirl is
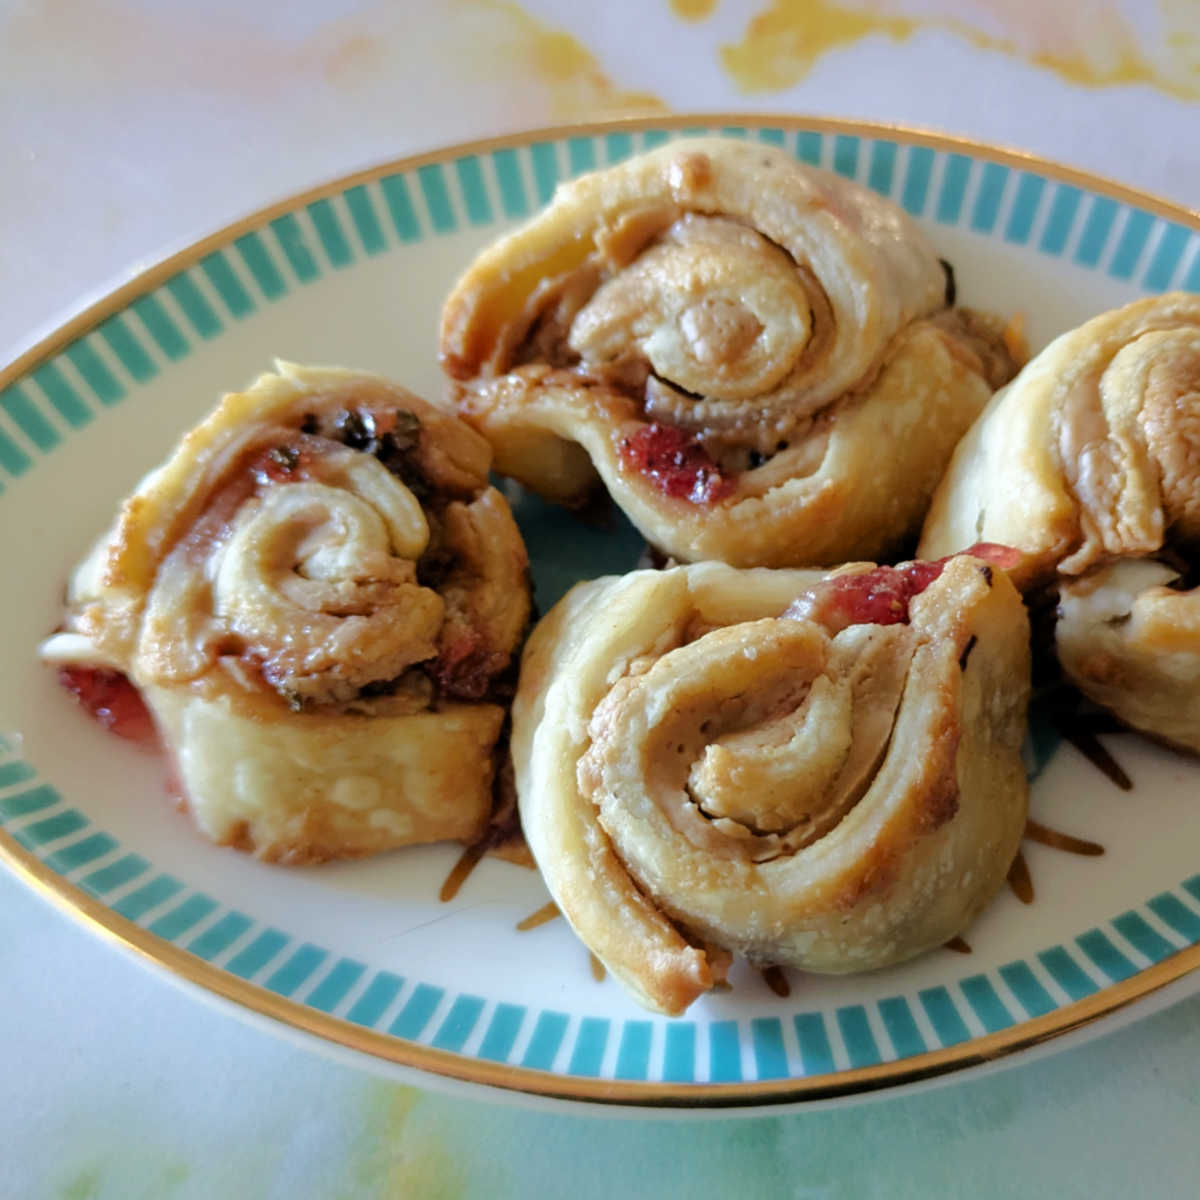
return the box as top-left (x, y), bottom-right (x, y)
top-left (441, 138), bottom-right (1020, 567)
top-left (920, 294), bottom-right (1200, 752)
top-left (43, 363), bottom-right (531, 862)
top-left (513, 555), bottom-right (1029, 1015)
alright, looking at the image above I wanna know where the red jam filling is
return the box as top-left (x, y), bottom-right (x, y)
top-left (58, 667), bottom-right (156, 744)
top-left (790, 543), bottom-right (1020, 634)
top-left (618, 424), bottom-right (735, 504)
top-left (808, 563), bottom-right (938, 630)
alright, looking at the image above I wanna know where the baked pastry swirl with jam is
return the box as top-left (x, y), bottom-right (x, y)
top-left (42, 363), bottom-right (531, 863)
top-left (512, 551), bottom-right (1030, 1015)
top-left (920, 294), bottom-right (1200, 754)
top-left (441, 137), bottom-right (1020, 567)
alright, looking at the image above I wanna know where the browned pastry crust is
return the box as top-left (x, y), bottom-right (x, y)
top-left (920, 294), bottom-right (1200, 752)
top-left (42, 363), bottom-right (531, 862)
top-left (513, 557), bottom-right (1030, 1015)
top-left (440, 137), bottom-right (1019, 568)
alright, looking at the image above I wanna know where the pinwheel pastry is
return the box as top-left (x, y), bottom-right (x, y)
top-left (441, 137), bottom-right (1020, 568)
top-left (920, 293), bottom-right (1200, 754)
top-left (513, 551), bottom-right (1030, 1015)
top-left (41, 363), bottom-right (531, 863)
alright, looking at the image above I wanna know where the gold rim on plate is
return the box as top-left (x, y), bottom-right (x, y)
top-left (3, 113), bottom-right (1199, 1108)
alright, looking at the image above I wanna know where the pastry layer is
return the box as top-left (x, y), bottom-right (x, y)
top-left (920, 293), bottom-right (1200, 752)
top-left (43, 362), bottom-right (531, 861)
top-left (513, 557), bottom-right (1030, 1015)
top-left (442, 137), bottom-right (1019, 568)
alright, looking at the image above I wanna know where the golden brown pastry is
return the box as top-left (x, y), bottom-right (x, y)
top-left (513, 552), bottom-right (1030, 1015)
top-left (920, 294), bottom-right (1200, 753)
top-left (41, 362), bottom-right (531, 863)
top-left (441, 137), bottom-right (1019, 568)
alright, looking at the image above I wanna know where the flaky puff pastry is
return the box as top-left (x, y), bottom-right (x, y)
top-left (513, 555), bottom-right (1030, 1015)
top-left (920, 294), bottom-right (1200, 753)
top-left (441, 137), bottom-right (1019, 568)
top-left (42, 363), bottom-right (531, 863)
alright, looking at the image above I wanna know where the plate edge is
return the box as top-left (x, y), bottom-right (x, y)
top-left (2, 111), bottom-right (1199, 393)
top-left (3, 822), bottom-right (1199, 1108)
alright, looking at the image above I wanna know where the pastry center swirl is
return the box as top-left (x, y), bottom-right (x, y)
top-left (568, 215), bottom-right (815, 405)
top-left (578, 616), bottom-right (914, 865)
top-left (213, 453), bottom-right (444, 705)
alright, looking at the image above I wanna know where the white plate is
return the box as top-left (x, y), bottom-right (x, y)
top-left (2, 116), bottom-right (1199, 1110)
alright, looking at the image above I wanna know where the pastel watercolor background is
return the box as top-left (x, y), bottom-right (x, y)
top-left (3, 1), bottom-right (1200, 1196)
top-left (4, 0), bottom-right (1198, 364)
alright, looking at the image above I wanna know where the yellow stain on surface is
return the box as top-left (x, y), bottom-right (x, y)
top-left (721, 0), bottom-right (1200, 100)
top-left (475, 0), bottom-right (666, 118)
top-left (57, 1158), bottom-right (191, 1200)
top-left (338, 1083), bottom-right (467, 1200)
top-left (59, 1166), bottom-right (103, 1200)
top-left (670, 0), bottom-right (720, 20)
top-left (3, 0), bottom-right (665, 121)
top-left (722, 0), bottom-right (917, 92)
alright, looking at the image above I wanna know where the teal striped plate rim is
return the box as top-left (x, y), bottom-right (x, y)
top-left (2, 116), bottom-right (1199, 1109)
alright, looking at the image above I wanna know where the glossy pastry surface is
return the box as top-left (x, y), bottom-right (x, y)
top-left (920, 293), bottom-right (1200, 752)
top-left (442, 137), bottom-right (1019, 568)
top-left (42, 362), bottom-right (531, 862)
top-left (513, 554), bottom-right (1030, 1015)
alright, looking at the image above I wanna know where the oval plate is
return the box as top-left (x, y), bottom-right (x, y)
top-left (3, 115), bottom-right (1200, 1110)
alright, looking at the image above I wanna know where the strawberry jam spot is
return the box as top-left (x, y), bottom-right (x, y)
top-left (814, 566), bottom-right (930, 630)
top-left (618, 423), bottom-right (734, 504)
top-left (788, 543), bottom-right (1020, 635)
top-left (961, 542), bottom-right (1024, 570)
top-left (58, 667), bottom-right (156, 744)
